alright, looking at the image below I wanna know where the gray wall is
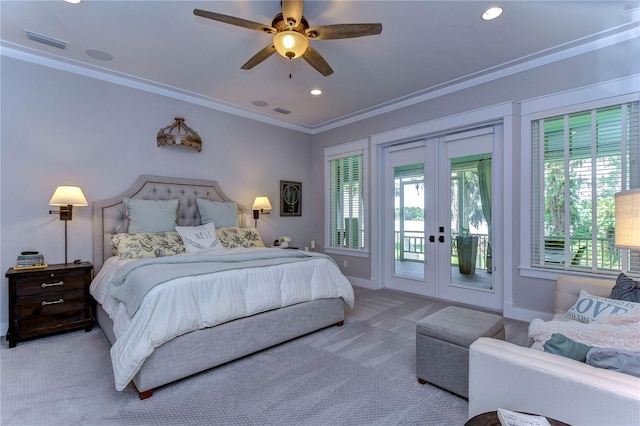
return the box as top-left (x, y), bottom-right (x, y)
top-left (0, 56), bottom-right (313, 332)
top-left (310, 39), bottom-right (640, 317)
top-left (1, 37), bottom-right (638, 333)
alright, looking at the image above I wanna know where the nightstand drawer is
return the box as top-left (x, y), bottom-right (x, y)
top-left (15, 270), bottom-right (86, 297)
top-left (16, 290), bottom-right (85, 319)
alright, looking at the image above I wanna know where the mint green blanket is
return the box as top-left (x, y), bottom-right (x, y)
top-left (109, 250), bottom-right (323, 317)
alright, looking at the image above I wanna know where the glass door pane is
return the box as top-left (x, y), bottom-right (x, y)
top-left (449, 156), bottom-right (493, 290)
top-left (394, 164), bottom-right (425, 280)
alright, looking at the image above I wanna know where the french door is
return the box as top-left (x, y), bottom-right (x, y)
top-left (383, 126), bottom-right (502, 310)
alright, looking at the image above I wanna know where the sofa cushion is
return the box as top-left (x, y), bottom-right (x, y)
top-left (610, 273), bottom-right (640, 302)
top-left (565, 289), bottom-right (640, 323)
top-left (543, 333), bottom-right (592, 362)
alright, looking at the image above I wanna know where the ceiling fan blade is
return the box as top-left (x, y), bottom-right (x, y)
top-left (306, 23), bottom-right (382, 40)
top-left (302, 45), bottom-right (333, 77)
top-left (281, 1), bottom-right (304, 27)
top-left (194, 9), bottom-right (275, 33)
top-left (241, 44), bottom-right (277, 70)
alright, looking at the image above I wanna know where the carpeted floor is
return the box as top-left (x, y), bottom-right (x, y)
top-left (1, 286), bottom-right (530, 426)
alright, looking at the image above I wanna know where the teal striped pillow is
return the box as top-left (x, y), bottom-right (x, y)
top-left (610, 273), bottom-right (640, 303)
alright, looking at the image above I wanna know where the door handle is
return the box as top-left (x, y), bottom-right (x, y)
top-left (429, 236), bottom-right (435, 243)
top-left (439, 236), bottom-right (445, 243)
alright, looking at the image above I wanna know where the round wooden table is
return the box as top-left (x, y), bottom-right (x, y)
top-left (465, 411), bottom-right (571, 426)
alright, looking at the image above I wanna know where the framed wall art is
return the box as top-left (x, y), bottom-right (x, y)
top-left (280, 180), bottom-right (301, 216)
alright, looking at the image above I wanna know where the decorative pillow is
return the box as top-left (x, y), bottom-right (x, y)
top-left (112, 232), bottom-right (185, 259)
top-left (196, 199), bottom-right (239, 228)
top-left (565, 289), bottom-right (640, 323)
top-left (586, 347), bottom-right (640, 378)
top-left (123, 198), bottom-right (179, 233)
top-left (610, 273), bottom-right (640, 302)
top-left (543, 333), bottom-right (592, 362)
top-left (216, 227), bottom-right (265, 248)
top-left (175, 222), bottom-right (225, 253)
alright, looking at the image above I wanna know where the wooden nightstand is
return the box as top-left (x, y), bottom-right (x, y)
top-left (5, 262), bottom-right (94, 348)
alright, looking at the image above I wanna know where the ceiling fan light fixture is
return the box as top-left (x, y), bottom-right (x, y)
top-left (273, 31), bottom-right (308, 59)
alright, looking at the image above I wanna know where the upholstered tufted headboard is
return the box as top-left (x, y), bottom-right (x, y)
top-left (92, 175), bottom-right (245, 272)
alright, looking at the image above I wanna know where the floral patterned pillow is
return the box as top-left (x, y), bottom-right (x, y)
top-left (215, 227), bottom-right (265, 248)
top-left (112, 232), bottom-right (185, 259)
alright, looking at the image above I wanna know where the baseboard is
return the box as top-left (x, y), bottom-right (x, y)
top-left (346, 275), bottom-right (374, 289)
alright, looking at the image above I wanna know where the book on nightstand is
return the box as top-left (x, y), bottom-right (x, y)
top-left (14, 252), bottom-right (47, 270)
top-left (13, 264), bottom-right (49, 271)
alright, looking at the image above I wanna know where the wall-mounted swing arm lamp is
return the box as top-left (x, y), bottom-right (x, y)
top-left (49, 186), bottom-right (88, 264)
top-left (615, 189), bottom-right (640, 251)
top-left (252, 196), bottom-right (272, 228)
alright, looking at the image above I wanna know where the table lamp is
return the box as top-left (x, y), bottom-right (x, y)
top-left (615, 189), bottom-right (640, 250)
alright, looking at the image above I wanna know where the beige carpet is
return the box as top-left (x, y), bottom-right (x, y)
top-left (1, 286), bottom-right (530, 425)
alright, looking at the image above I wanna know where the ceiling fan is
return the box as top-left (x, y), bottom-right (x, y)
top-left (193, 1), bottom-right (382, 77)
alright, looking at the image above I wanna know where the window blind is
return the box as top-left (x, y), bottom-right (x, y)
top-left (531, 101), bottom-right (639, 274)
top-left (328, 154), bottom-right (365, 250)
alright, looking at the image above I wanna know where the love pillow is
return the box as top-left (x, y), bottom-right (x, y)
top-left (565, 289), bottom-right (640, 323)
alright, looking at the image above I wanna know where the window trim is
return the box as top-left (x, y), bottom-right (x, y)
top-left (324, 138), bottom-right (370, 257)
top-left (519, 76), bottom-right (640, 280)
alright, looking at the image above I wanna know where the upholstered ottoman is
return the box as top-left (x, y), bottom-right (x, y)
top-left (416, 306), bottom-right (504, 398)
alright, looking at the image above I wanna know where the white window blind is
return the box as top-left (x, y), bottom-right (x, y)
top-left (327, 153), bottom-right (365, 250)
top-left (531, 101), bottom-right (639, 275)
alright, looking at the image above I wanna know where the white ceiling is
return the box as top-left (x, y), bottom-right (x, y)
top-left (2, 1), bottom-right (639, 133)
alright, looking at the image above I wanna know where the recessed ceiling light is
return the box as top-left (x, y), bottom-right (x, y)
top-left (64, 0), bottom-right (82, 4)
top-left (86, 49), bottom-right (113, 61)
top-left (482, 6), bottom-right (503, 21)
top-left (252, 100), bottom-right (268, 107)
top-left (310, 89), bottom-right (322, 96)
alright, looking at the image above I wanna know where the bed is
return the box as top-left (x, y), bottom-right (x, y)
top-left (90, 175), bottom-right (354, 399)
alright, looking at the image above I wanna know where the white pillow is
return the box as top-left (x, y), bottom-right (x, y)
top-left (565, 289), bottom-right (640, 323)
top-left (175, 222), bottom-right (225, 253)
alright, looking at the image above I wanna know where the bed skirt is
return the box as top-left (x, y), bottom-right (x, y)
top-left (96, 298), bottom-right (346, 398)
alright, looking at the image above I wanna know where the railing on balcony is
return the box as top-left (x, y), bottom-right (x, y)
top-left (544, 237), bottom-right (620, 270)
top-left (395, 231), bottom-right (622, 271)
top-left (395, 231), bottom-right (490, 270)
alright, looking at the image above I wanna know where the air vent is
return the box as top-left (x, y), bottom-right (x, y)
top-left (25, 30), bottom-right (67, 50)
top-left (273, 107), bottom-right (291, 115)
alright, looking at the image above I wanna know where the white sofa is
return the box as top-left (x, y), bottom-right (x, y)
top-left (468, 275), bottom-right (640, 426)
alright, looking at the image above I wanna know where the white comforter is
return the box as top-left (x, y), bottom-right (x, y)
top-left (90, 248), bottom-right (355, 391)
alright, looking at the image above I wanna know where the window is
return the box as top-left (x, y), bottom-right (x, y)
top-left (530, 101), bottom-right (639, 275)
top-left (325, 140), bottom-right (368, 254)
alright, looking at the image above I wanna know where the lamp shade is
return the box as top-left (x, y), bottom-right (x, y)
top-left (252, 197), bottom-right (272, 211)
top-left (49, 186), bottom-right (88, 206)
top-left (273, 31), bottom-right (309, 59)
top-left (614, 189), bottom-right (640, 250)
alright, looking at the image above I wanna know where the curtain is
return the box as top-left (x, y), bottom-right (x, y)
top-left (477, 159), bottom-right (492, 269)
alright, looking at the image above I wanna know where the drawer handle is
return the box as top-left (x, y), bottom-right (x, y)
top-left (41, 299), bottom-right (64, 306)
top-left (41, 281), bottom-right (64, 288)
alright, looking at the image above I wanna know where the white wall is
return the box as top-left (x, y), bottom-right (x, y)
top-left (310, 39), bottom-right (640, 319)
top-left (0, 56), bottom-right (314, 333)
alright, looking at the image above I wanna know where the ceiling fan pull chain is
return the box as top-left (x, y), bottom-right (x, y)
top-left (289, 58), bottom-right (294, 79)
